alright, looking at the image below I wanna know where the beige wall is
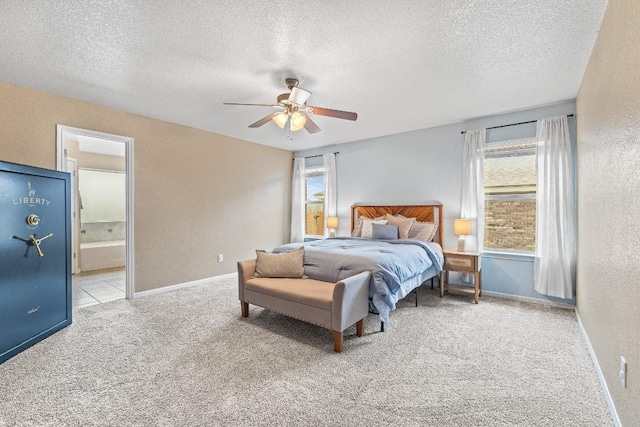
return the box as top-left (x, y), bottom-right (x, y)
top-left (0, 81), bottom-right (292, 292)
top-left (576, 0), bottom-right (640, 424)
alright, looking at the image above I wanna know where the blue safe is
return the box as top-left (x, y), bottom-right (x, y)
top-left (0, 160), bottom-right (72, 364)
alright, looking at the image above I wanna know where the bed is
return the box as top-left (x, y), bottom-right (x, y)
top-left (273, 203), bottom-right (445, 325)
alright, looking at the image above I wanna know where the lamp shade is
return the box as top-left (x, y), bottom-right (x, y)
top-left (454, 219), bottom-right (471, 236)
top-left (327, 216), bottom-right (339, 229)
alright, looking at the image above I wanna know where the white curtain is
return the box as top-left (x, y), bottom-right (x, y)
top-left (323, 153), bottom-right (337, 238)
top-left (461, 129), bottom-right (486, 253)
top-left (534, 116), bottom-right (575, 299)
top-left (290, 157), bottom-right (305, 243)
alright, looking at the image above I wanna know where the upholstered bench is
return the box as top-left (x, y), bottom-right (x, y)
top-left (237, 259), bottom-right (371, 352)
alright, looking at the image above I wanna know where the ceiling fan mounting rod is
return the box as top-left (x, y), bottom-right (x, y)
top-left (285, 78), bottom-right (299, 90)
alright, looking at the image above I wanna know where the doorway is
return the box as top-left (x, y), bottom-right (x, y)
top-left (56, 125), bottom-right (134, 303)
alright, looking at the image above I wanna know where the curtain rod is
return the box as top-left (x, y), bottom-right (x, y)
top-left (460, 114), bottom-right (574, 134)
top-left (294, 151), bottom-right (339, 160)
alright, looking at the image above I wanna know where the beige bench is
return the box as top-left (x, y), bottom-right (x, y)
top-left (238, 259), bottom-right (371, 352)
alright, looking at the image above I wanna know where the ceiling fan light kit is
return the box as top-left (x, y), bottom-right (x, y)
top-left (273, 112), bottom-right (288, 129)
top-left (224, 78), bottom-right (357, 135)
top-left (290, 111), bottom-right (306, 131)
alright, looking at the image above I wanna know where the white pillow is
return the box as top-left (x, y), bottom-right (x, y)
top-left (352, 215), bottom-right (386, 237)
top-left (361, 219), bottom-right (388, 238)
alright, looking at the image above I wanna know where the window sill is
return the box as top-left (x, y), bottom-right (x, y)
top-left (482, 250), bottom-right (534, 262)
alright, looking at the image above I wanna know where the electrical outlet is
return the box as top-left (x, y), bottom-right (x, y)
top-left (217, 254), bottom-right (223, 263)
top-left (619, 356), bottom-right (627, 388)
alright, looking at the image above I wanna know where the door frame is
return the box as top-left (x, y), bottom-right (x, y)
top-left (66, 157), bottom-right (80, 274)
top-left (56, 125), bottom-right (135, 300)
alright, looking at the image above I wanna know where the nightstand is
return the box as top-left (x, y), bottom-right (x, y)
top-left (440, 249), bottom-right (482, 303)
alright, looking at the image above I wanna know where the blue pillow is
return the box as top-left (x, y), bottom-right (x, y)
top-left (371, 223), bottom-right (399, 240)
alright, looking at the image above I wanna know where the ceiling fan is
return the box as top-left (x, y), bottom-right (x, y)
top-left (224, 78), bottom-right (357, 134)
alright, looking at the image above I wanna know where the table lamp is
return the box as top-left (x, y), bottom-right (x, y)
top-left (327, 216), bottom-right (339, 237)
top-left (454, 219), bottom-right (471, 252)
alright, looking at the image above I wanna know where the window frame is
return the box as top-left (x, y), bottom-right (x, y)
top-left (303, 166), bottom-right (326, 239)
top-left (483, 138), bottom-right (537, 254)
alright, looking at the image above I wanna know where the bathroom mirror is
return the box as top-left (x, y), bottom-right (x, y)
top-left (78, 169), bottom-right (126, 222)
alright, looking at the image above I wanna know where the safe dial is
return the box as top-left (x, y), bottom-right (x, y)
top-left (26, 214), bottom-right (40, 226)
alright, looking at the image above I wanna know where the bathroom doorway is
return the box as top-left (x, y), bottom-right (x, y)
top-left (56, 126), bottom-right (134, 304)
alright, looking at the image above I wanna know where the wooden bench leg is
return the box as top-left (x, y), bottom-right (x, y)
top-left (356, 319), bottom-right (365, 337)
top-left (241, 301), bottom-right (249, 317)
top-left (333, 331), bottom-right (343, 352)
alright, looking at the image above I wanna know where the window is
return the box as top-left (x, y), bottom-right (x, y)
top-left (305, 167), bottom-right (325, 237)
top-left (484, 138), bottom-right (536, 252)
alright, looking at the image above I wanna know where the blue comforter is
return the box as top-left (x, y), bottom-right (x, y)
top-left (273, 237), bottom-right (444, 323)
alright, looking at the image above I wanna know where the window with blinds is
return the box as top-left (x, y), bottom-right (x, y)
top-left (484, 138), bottom-right (536, 252)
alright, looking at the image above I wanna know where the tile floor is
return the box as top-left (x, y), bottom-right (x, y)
top-left (73, 268), bottom-right (126, 308)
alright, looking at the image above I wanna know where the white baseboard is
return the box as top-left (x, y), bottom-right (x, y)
top-left (133, 272), bottom-right (237, 299)
top-left (576, 310), bottom-right (621, 427)
top-left (481, 290), bottom-right (575, 309)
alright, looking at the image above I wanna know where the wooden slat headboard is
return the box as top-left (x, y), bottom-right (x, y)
top-left (350, 203), bottom-right (444, 245)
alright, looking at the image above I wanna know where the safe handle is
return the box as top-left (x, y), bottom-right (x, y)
top-left (29, 233), bottom-right (53, 257)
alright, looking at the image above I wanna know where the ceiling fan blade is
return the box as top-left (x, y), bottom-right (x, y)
top-left (288, 87), bottom-right (311, 105)
top-left (306, 106), bottom-right (358, 121)
top-left (248, 114), bottom-right (276, 128)
top-left (303, 115), bottom-right (321, 134)
top-left (224, 102), bottom-right (280, 108)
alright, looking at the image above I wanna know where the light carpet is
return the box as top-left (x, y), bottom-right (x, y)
top-left (0, 276), bottom-right (612, 426)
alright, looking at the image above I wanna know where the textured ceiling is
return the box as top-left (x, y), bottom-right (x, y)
top-left (0, 1), bottom-right (607, 150)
